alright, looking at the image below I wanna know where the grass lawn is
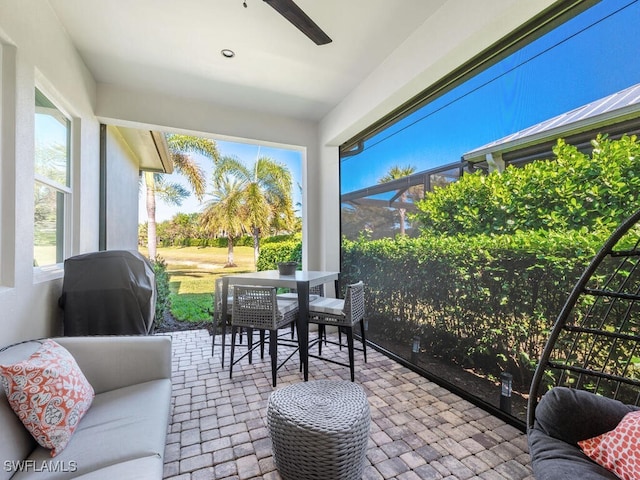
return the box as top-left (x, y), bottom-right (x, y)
top-left (140, 245), bottom-right (256, 323)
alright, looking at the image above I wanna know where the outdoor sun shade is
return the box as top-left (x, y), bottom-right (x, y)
top-left (59, 250), bottom-right (156, 335)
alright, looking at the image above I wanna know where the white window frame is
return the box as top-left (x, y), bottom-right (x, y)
top-left (33, 85), bottom-right (73, 279)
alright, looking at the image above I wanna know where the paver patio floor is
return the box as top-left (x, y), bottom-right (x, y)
top-left (161, 329), bottom-right (534, 480)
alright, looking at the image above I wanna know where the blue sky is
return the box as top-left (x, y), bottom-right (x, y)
top-left (139, 140), bottom-right (303, 223)
top-left (341, 0), bottom-right (640, 193)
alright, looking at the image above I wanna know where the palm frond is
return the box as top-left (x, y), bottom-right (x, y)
top-left (379, 164), bottom-right (417, 183)
top-left (154, 175), bottom-right (190, 206)
top-left (256, 157), bottom-right (293, 204)
top-left (213, 155), bottom-right (251, 184)
top-left (166, 134), bottom-right (221, 163)
top-left (172, 152), bottom-right (206, 200)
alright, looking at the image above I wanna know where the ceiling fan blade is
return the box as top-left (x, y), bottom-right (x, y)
top-left (263, 0), bottom-right (332, 45)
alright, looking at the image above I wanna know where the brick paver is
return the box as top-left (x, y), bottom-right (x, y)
top-left (161, 330), bottom-right (534, 480)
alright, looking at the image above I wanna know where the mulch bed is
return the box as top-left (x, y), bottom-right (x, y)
top-left (154, 311), bottom-right (215, 335)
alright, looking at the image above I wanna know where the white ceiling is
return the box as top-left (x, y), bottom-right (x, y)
top-left (49, 0), bottom-right (448, 121)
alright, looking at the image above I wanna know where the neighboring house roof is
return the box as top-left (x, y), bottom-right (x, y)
top-left (462, 82), bottom-right (640, 166)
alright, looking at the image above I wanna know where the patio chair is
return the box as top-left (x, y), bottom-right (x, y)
top-left (229, 285), bottom-right (300, 387)
top-left (211, 278), bottom-right (241, 357)
top-left (276, 283), bottom-right (325, 301)
top-left (307, 281), bottom-right (367, 382)
top-left (276, 283), bottom-right (324, 339)
top-left (527, 208), bottom-right (640, 480)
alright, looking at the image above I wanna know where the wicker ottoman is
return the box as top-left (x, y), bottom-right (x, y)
top-left (267, 380), bottom-right (370, 480)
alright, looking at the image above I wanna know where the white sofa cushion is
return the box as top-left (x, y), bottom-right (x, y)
top-left (276, 293), bottom-right (320, 302)
top-left (54, 336), bottom-right (172, 395)
top-left (308, 297), bottom-right (345, 316)
top-left (10, 378), bottom-right (171, 480)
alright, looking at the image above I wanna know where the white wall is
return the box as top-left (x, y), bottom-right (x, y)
top-left (0, 1), bottom-right (101, 344)
top-left (105, 126), bottom-right (140, 250)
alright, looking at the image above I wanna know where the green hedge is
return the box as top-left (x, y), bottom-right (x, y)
top-left (252, 229), bottom-right (607, 388)
top-left (256, 241), bottom-right (302, 271)
top-left (251, 137), bottom-right (640, 390)
top-left (341, 229), bottom-right (608, 387)
top-left (159, 235), bottom-right (254, 248)
top-left (261, 233), bottom-right (301, 245)
top-left (413, 135), bottom-right (640, 235)
top-left (252, 228), bottom-right (608, 388)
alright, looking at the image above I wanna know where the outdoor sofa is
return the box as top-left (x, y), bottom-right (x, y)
top-left (0, 335), bottom-right (172, 480)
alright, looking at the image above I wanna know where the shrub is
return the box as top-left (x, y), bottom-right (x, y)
top-left (257, 240), bottom-right (302, 271)
top-left (341, 229), bottom-right (608, 388)
top-left (261, 233), bottom-right (301, 244)
top-left (341, 134), bottom-right (640, 395)
top-left (151, 255), bottom-right (171, 329)
top-left (413, 135), bottom-right (640, 235)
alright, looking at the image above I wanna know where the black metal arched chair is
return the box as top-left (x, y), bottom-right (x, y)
top-left (527, 209), bottom-right (640, 479)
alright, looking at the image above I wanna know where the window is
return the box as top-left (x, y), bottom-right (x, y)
top-left (34, 88), bottom-right (71, 268)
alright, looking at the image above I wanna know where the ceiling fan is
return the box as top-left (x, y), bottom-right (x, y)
top-left (261, 0), bottom-right (332, 45)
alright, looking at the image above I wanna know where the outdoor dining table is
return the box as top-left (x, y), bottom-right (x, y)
top-left (218, 270), bottom-right (340, 381)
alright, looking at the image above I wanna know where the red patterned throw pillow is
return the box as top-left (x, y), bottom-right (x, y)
top-left (0, 339), bottom-right (95, 456)
top-left (578, 410), bottom-right (640, 480)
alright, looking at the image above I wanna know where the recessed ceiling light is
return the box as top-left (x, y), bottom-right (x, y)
top-left (221, 49), bottom-right (235, 58)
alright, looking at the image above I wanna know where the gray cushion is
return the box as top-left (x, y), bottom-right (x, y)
top-left (528, 427), bottom-right (620, 480)
top-left (0, 336), bottom-right (171, 480)
top-left (276, 293), bottom-right (319, 302)
top-left (308, 297), bottom-right (345, 316)
top-left (529, 387), bottom-right (639, 480)
top-left (12, 379), bottom-right (171, 480)
top-left (277, 299), bottom-right (299, 316)
top-left (54, 336), bottom-right (172, 394)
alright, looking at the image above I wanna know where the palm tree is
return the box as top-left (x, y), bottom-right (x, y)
top-left (378, 165), bottom-right (416, 235)
top-left (213, 155), bottom-right (295, 266)
top-left (144, 134), bottom-right (220, 259)
top-left (143, 172), bottom-right (189, 257)
top-left (200, 176), bottom-right (247, 267)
